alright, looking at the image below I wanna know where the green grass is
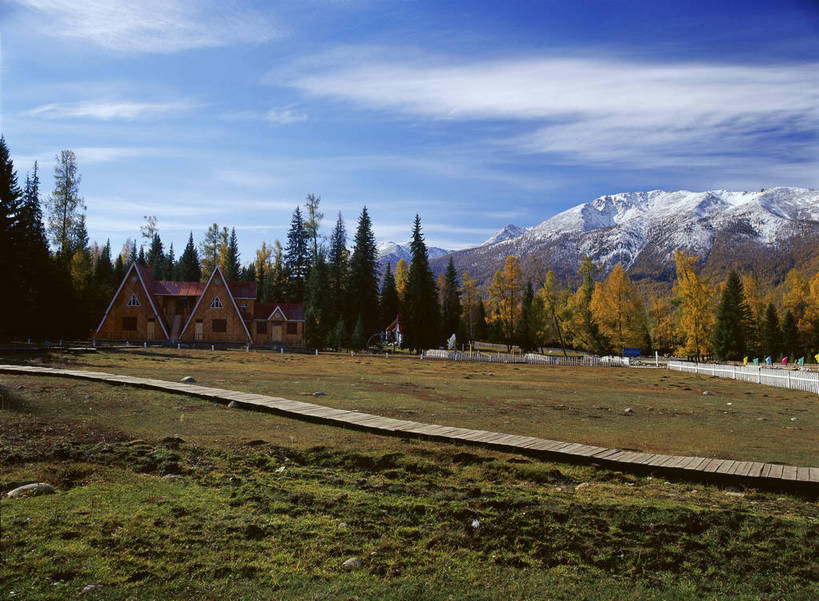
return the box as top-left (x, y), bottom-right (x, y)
top-left (1, 352), bottom-right (817, 600)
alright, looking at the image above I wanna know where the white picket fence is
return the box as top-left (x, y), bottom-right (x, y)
top-left (667, 361), bottom-right (819, 395)
top-left (422, 349), bottom-right (629, 367)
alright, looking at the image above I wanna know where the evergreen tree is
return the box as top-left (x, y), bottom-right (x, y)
top-left (0, 136), bottom-right (24, 338)
top-left (440, 257), bottom-right (462, 339)
top-left (18, 162), bottom-right (52, 337)
top-left (165, 243), bottom-right (176, 281)
top-left (178, 233), bottom-right (202, 281)
top-left (330, 319), bottom-right (347, 351)
top-left (781, 310), bottom-right (798, 361)
top-left (761, 303), bottom-right (782, 359)
top-left (351, 314), bottom-right (366, 350)
top-left (129, 240), bottom-right (138, 266)
top-left (284, 207), bottom-right (309, 301)
top-left (46, 149), bottom-right (85, 261)
top-left (710, 270), bottom-right (750, 361)
top-left (146, 233), bottom-right (165, 278)
top-left (241, 263), bottom-right (256, 283)
top-left (379, 263), bottom-right (400, 330)
top-left (328, 212), bottom-right (349, 326)
top-left (475, 300), bottom-right (488, 341)
top-left (224, 227), bottom-right (241, 280)
top-left (403, 215), bottom-right (440, 352)
top-left (113, 254), bottom-right (126, 284)
top-left (304, 251), bottom-right (331, 350)
top-left (94, 240), bottom-right (115, 290)
top-left (137, 245), bottom-right (147, 267)
top-left (347, 207), bottom-right (379, 339)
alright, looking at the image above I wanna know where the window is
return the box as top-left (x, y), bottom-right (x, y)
top-left (287, 322), bottom-right (298, 335)
top-left (256, 322), bottom-right (267, 334)
top-left (122, 317), bottom-right (137, 330)
top-left (212, 319), bottom-right (227, 333)
top-left (241, 303), bottom-right (247, 313)
top-left (126, 294), bottom-right (140, 307)
top-left (210, 296), bottom-right (223, 309)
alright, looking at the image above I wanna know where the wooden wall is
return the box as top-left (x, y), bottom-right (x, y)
top-left (179, 271), bottom-right (251, 343)
top-left (95, 273), bottom-right (166, 341)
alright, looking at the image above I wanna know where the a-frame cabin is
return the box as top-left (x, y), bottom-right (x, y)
top-left (95, 263), bottom-right (170, 341)
top-left (178, 266), bottom-right (253, 344)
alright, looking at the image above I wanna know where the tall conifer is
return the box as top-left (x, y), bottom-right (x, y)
top-left (440, 257), bottom-right (462, 339)
top-left (284, 207), bottom-right (309, 301)
top-left (404, 215), bottom-right (440, 352)
top-left (710, 270), bottom-right (750, 360)
top-left (347, 207), bottom-right (379, 338)
top-left (379, 263), bottom-right (400, 331)
top-left (178, 233), bottom-right (202, 281)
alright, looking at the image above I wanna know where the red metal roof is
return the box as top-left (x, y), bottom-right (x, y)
top-left (228, 281), bottom-right (257, 299)
top-left (152, 281), bottom-right (207, 296)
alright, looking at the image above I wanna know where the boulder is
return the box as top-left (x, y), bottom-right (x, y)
top-left (180, 376), bottom-right (196, 383)
top-left (342, 557), bottom-right (362, 570)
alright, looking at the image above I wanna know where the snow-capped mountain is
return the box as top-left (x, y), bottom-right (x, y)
top-left (377, 240), bottom-right (450, 270)
top-left (482, 224), bottom-right (527, 246)
top-left (432, 187), bottom-right (819, 287)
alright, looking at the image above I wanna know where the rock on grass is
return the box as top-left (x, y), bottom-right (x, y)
top-left (6, 483), bottom-right (54, 498)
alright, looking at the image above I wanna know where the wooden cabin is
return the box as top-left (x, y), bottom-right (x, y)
top-left (94, 263), bottom-right (304, 347)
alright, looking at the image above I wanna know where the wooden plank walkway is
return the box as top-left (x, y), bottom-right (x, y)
top-left (2, 364), bottom-right (816, 492)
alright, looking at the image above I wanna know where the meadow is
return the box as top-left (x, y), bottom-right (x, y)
top-left (1, 349), bottom-right (817, 600)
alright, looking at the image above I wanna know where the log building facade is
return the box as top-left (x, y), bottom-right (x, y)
top-left (94, 263), bottom-right (304, 347)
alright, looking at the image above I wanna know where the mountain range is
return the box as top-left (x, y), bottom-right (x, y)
top-left (429, 187), bottom-right (819, 294)
top-left (377, 240), bottom-right (450, 271)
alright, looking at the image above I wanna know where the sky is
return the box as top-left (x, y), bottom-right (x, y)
top-left (1, 0), bottom-right (817, 261)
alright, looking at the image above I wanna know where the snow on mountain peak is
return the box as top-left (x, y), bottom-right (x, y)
top-left (482, 224), bottom-right (527, 246)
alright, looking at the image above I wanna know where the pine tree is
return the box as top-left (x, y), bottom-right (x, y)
top-left (347, 207), bottom-right (379, 339)
top-left (18, 161), bottom-right (52, 337)
top-left (137, 245), bottom-right (147, 267)
top-left (781, 310), bottom-right (798, 361)
top-left (710, 270), bottom-right (750, 361)
top-left (304, 251), bottom-right (331, 350)
top-left (284, 207), bottom-right (309, 301)
top-left (166, 243), bottom-right (176, 281)
top-left (328, 212), bottom-right (349, 327)
top-left (200, 223), bottom-right (227, 280)
top-left (403, 215), bottom-right (440, 352)
top-left (351, 314), bottom-right (366, 350)
top-left (0, 136), bottom-right (24, 338)
top-left (224, 227), bottom-right (241, 280)
top-left (146, 233), bottom-right (165, 278)
top-left (178, 233), bottom-right (202, 282)
top-left (761, 303), bottom-right (782, 359)
top-left (475, 300), bottom-right (488, 341)
top-left (379, 263), bottom-right (400, 330)
top-left (440, 257), bottom-right (462, 339)
top-left (94, 240), bottom-right (115, 292)
top-left (46, 149), bottom-right (85, 261)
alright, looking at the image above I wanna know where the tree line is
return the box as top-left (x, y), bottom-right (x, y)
top-left (2, 136), bottom-right (818, 360)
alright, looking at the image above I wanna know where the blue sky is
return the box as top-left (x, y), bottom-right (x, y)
top-left (2, 0), bottom-right (817, 261)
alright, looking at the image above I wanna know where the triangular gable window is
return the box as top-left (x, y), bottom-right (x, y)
top-left (127, 294), bottom-right (140, 307)
top-left (210, 296), bottom-right (224, 309)
top-left (270, 308), bottom-right (286, 320)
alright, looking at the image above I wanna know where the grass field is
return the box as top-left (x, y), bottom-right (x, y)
top-left (1, 349), bottom-right (817, 600)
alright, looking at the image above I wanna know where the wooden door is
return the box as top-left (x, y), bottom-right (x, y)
top-left (146, 320), bottom-right (155, 340)
top-left (271, 322), bottom-right (282, 342)
top-left (195, 320), bottom-right (204, 341)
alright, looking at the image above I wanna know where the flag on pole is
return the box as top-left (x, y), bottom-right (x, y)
top-left (753, 358), bottom-right (759, 365)
top-left (781, 356), bottom-right (788, 365)
top-left (765, 356), bottom-right (772, 365)
top-left (797, 357), bottom-right (804, 366)
top-left (743, 356), bottom-right (748, 365)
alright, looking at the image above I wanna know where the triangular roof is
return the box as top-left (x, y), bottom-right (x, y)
top-left (94, 262), bottom-right (170, 340)
top-left (254, 302), bottom-right (305, 321)
top-left (179, 266), bottom-right (252, 342)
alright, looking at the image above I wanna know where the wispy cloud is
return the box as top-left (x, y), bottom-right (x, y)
top-left (23, 100), bottom-right (196, 121)
top-left (277, 48), bottom-right (819, 173)
top-left (220, 106), bottom-right (308, 125)
top-left (15, 0), bottom-right (277, 53)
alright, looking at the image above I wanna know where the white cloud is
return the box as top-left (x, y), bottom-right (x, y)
top-left (15, 0), bottom-right (277, 53)
top-left (24, 100), bottom-right (196, 121)
top-left (220, 106), bottom-right (308, 125)
top-left (278, 48), bottom-right (819, 172)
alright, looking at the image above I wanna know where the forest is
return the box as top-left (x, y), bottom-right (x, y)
top-left (2, 137), bottom-right (818, 362)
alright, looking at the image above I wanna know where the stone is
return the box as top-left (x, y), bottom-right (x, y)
top-left (228, 401), bottom-right (238, 408)
top-left (275, 466), bottom-right (286, 473)
top-left (342, 557), bottom-right (362, 569)
top-left (702, 391), bottom-right (713, 396)
top-left (313, 392), bottom-right (327, 397)
top-left (16, 385), bottom-right (25, 390)
top-left (181, 376), bottom-right (196, 383)
top-left (6, 482), bottom-right (54, 498)
top-left (790, 417), bottom-right (799, 422)
top-left (575, 482), bottom-right (589, 491)
top-left (725, 491), bottom-right (745, 498)
top-left (471, 519), bottom-right (480, 529)
top-left (162, 474), bottom-right (181, 479)
top-left (82, 584), bottom-right (103, 593)
top-left (726, 402), bottom-right (732, 406)
top-left (623, 408), bottom-right (633, 415)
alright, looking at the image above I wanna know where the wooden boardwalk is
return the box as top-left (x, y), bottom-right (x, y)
top-left (2, 364), bottom-right (816, 492)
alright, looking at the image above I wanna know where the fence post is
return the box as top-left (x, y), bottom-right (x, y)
top-left (732, 365), bottom-right (736, 379)
top-left (757, 367), bottom-right (761, 384)
top-left (787, 370), bottom-right (791, 389)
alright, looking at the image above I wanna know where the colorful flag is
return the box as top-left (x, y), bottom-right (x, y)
top-left (765, 356), bottom-right (772, 365)
top-left (753, 358), bottom-right (759, 365)
top-left (743, 356), bottom-right (748, 365)
top-left (797, 357), bottom-right (804, 366)
top-left (781, 356), bottom-right (788, 365)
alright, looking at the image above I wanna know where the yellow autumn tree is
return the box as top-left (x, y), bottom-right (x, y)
top-left (460, 271), bottom-right (479, 341)
top-left (536, 269), bottom-right (568, 356)
top-left (589, 263), bottom-right (648, 351)
top-left (489, 256), bottom-right (523, 350)
top-left (648, 295), bottom-right (678, 354)
top-left (782, 268), bottom-right (812, 336)
top-left (394, 258), bottom-right (409, 302)
top-left (807, 271), bottom-right (819, 325)
top-left (674, 250), bottom-right (714, 360)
